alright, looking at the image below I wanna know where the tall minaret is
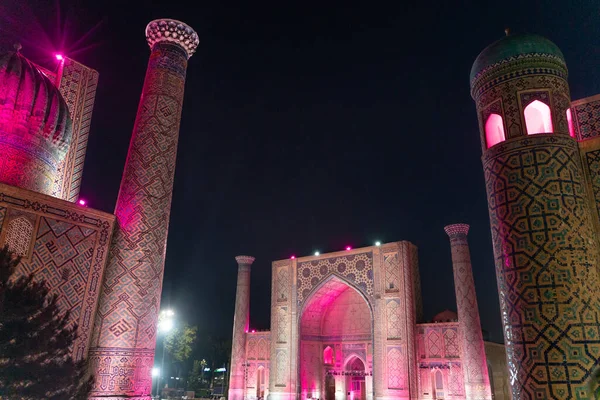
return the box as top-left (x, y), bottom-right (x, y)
top-left (444, 224), bottom-right (492, 400)
top-left (470, 33), bottom-right (600, 399)
top-left (88, 19), bottom-right (198, 398)
top-left (229, 255), bottom-right (255, 400)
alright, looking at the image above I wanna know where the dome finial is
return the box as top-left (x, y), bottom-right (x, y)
top-left (13, 42), bottom-right (22, 53)
top-left (504, 28), bottom-right (510, 36)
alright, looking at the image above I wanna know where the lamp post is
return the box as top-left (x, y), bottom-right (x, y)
top-left (152, 367), bottom-right (160, 399)
top-left (157, 309), bottom-right (175, 397)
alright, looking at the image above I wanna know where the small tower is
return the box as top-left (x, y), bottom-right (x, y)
top-left (470, 34), bottom-right (600, 398)
top-left (229, 255), bottom-right (255, 400)
top-left (88, 19), bottom-right (198, 398)
top-left (444, 224), bottom-right (492, 400)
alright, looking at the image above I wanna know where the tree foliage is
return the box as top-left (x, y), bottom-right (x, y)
top-left (187, 359), bottom-right (207, 392)
top-left (0, 245), bottom-right (93, 399)
top-left (165, 324), bottom-right (198, 363)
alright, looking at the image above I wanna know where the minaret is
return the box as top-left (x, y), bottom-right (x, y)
top-left (444, 224), bottom-right (492, 400)
top-left (88, 19), bottom-right (198, 398)
top-left (229, 255), bottom-right (255, 400)
top-left (470, 33), bottom-right (600, 398)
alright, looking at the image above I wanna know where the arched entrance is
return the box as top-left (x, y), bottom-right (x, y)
top-left (345, 357), bottom-right (366, 400)
top-left (299, 276), bottom-right (373, 400)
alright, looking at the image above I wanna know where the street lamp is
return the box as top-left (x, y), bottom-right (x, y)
top-left (156, 310), bottom-right (175, 397)
top-left (152, 367), bottom-right (160, 398)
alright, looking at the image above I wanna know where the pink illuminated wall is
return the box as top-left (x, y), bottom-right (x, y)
top-left (524, 100), bottom-right (553, 135)
top-left (485, 113), bottom-right (505, 148)
top-left (300, 281), bottom-right (372, 400)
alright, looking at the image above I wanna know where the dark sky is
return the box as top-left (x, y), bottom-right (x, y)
top-left (2, 0), bottom-right (599, 344)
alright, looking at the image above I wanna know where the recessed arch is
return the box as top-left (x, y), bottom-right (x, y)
top-left (566, 108), bottom-right (575, 138)
top-left (485, 113), bottom-right (505, 148)
top-left (299, 274), bottom-right (373, 400)
top-left (524, 100), bottom-right (553, 135)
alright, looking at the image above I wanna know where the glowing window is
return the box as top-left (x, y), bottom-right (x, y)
top-left (485, 113), bottom-right (505, 148)
top-left (323, 346), bottom-right (333, 365)
top-left (524, 100), bottom-right (553, 135)
top-left (566, 108), bottom-right (575, 138)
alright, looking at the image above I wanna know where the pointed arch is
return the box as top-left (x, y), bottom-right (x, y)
top-left (323, 346), bottom-right (334, 365)
top-left (566, 108), bottom-right (575, 138)
top-left (524, 100), bottom-right (553, 135)
top-left (485, 113), bottom-right (505, 148)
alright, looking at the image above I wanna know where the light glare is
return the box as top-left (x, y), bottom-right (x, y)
top-left (152, 367), bottom-right (160, 377)
top-left (314, 251), bottom-right (320, 256)
top-left (375, 241), bottom-right (381, 246)
top-left (55, 54), bottom-right (64, 61)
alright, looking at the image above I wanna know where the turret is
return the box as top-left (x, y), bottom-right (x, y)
top-left (470, 33), bottom-right (600, 399)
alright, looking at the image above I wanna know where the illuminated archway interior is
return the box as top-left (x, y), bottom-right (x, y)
top-left (300, 277), bottom-right (373, 400)
top-left (485, 113), bottom-right (505, 148)
top-left (524, 100), bottom-right (553, 135)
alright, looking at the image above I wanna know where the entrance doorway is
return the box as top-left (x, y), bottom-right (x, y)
top-left (299, 276), bottom-right (373, 400)
top-left (346, 357), bottom-right (366, 400)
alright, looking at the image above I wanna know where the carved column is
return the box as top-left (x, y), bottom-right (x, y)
top-left (444, 224), bottom-right (492, 400)
top-left (88, 19), bottom-right (198, 399)
top-left (229, 255), bottom-right (255, 400)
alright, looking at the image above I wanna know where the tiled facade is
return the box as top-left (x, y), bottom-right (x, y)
top-left (230, 241), bottom-right (510, 400)
top-left (471, 34), bottom-right (600, 399)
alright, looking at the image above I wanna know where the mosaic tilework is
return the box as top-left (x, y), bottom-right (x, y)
top-left (89, 22), bottom-right (196, 398)
top-left (483, 134), bottom-right (600, 400)
top-left (445, 224), bottom-right (492, 400)
top-left (0, 184), bottom-right (114, 360)
top-left (584, 149), bottom-right (600, 228)
top-left (56, 58), bottom-right (99, 202)
top-left (229, 257), bottom-right (254, 400)
top-left (572, 95), bottom-right (600, 141)
top-left (296, 252), bottom-right (373, 305)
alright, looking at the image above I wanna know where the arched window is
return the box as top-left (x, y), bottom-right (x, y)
top-left (566, 108), bottom-right (575, 138)
top-left (323, 346), bottom-right (333, 365)
top-left (485, 113), bottom-right (505, 148)
top-left (524, 100), bottom-right (553, 135)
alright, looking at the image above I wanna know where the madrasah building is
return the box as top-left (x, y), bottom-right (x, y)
top-left (228, 32), bottom-right (600, 400)
top-left (1, 12), bottom-right (600, 400)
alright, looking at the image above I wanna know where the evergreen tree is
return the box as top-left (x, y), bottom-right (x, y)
top-left (0, 245), bottom-right (93, 399)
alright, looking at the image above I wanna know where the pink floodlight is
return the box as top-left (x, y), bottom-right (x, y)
top-left (291, 255), bottom-right (296, 259)
top-left (55, 54), bottom-right (64, 61)
top-left (251, 330), bottom-right (256, 333)
top-left (345, 246), bottom-right (352, 251)
top-left (78, 199), bottom-right (86, 206)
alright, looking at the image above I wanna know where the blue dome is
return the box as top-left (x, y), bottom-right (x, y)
top-left (470, 33), bottom-right (565, 83)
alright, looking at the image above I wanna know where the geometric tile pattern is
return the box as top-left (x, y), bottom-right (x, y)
top-left (386, 299), bottom-right (402, 339)
top-left (55, 58), bottom-right (99, 202)
top-left (584, 149), bottom-right (600, 219)
top-left (5, 215), bottom-right (33, 256)
top-left (483, 134), bottom-right (600, 400)
top-left (296, 252), bottom-right (373, 305)
top-left (384, 252), bottom-right (400, 292)
top-left (387, 347), bottom-right (404, 389)
top-left (88, 29), bottom-right (194, 398)
top-left (445, 224), bottom-right (492, 400)
top-left (443, 328), bottom-right (460, 358)
top-left (229, 257), bottom-right (254, 400)
top-left (572, 96), bottom-right (600, 141)
top-left (0, 184), bottom-right (114, 360)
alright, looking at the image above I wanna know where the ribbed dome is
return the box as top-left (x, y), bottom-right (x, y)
top-left (432, 309), bottom-right (458, 323)
top-left (470, 33), bottom-right (565, 84)
top-left (0, 50), bottom-right (73, 196)
top-left (0, 51), bottom-right (72, 156)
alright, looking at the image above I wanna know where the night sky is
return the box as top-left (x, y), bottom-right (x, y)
top-left (2, 0), bottom-right (599, 345)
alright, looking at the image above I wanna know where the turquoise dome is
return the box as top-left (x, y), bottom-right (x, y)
top-left (470, 33), bottom-right (565, 83)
